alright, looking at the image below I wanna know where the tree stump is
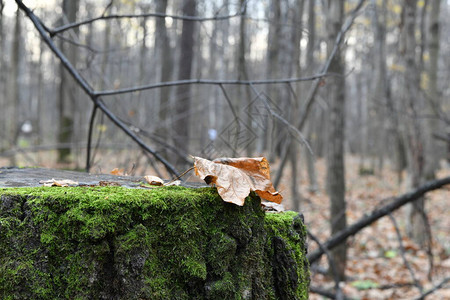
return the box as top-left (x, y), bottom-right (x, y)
top-left (0, 167), bottom-right (309, 299)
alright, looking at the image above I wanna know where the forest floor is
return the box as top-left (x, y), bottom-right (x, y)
top-left (275, 156), bottom-right (450, 300)
top-left (1, 152), bottom-right (449, 299)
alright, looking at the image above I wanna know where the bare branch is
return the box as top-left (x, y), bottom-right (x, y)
top-left (387, 213), bottom-right (423, 293)
top-left (93, 74), bottom-right (328, 97)
top-left (308, 230), bottom-right (344, 299)
top-left (273, 0), bottom-right (368, 184)
top-left (15, 0), bottom-right (179, 177)
top-left (86, 105), bottom-right (98, 172)
top-left (307, 176), bottom-right (450, 264)
top-left (49, 0), bottom-right (250, 36)
top-left (414, 277), bottom-right (450, 300)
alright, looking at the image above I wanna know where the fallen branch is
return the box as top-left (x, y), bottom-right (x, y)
top-left (414, 276), bottom-right (450, 300)
top-left (308, 176), bottom-right (450, 264)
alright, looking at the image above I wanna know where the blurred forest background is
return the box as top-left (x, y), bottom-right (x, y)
top-left (1, 0), bottom-right (450, 298)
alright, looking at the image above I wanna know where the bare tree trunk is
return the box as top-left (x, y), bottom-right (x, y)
top-left (237, 0), bottom-right (253, 157)
top-left (304, 0), bottom-right (319, 192)
top-left (266, 0), bottom-right (281, 161)
top-left (305, 124), bottom-right (318, 192)
top-left (0, 0), bottom-right (5, 151)
top-left (306, 0), bottom-right (316, 72)
top-left (7, 7), bottom-right (22, 166)
top-left (57, 0), bottom-right (79, 163)
top-left (156, 0), bottom-right (172, 158)
top-left (289, 0), bottom-right (305, 210)
top-left (424, 0), bottom-right (442, 179)
top-left (326, 0), bottom-right (347, 281)
top-left (371, 0), bottom-right (388, 176)
top-left (401, 0), bottom-right (428, 247)
top-left (173, 0), bottom-right (196, 168)
top-left (36, 38), bottom-right (44, 164)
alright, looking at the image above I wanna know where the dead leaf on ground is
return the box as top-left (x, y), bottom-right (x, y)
top-left (193, 156), bottom-right (282, 206)
top-left (144, 175), bottom-right (164, 186)
top-left (110, 168), bottom-right (125, 176)
top-left (39, 179), bottom-right (79, 187)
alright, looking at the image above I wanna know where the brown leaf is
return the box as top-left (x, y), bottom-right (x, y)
top-left (193, 156), bottom-right (282, 206)
top-left (144, 175), bottom-right (164, 186)
top-left (110, 168), bottom-right (124, 176)
top-left (39, 179), bottom-right (79, 187)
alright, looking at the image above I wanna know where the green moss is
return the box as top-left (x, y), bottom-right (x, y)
top-left (265, 211), bottom-right (310, 299)
top-left (0, 186), bottom-right (309, 299)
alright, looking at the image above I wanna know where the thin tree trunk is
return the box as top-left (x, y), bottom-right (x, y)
top-left (306, 124), bottom-right (318, 192)
top-left (306, 0), bottom-right (316, 72)
top-left (371, 0), bottom-right (388, 176)
top-left (303, 0), bottom-right (319, 191)
top-left (0, 0), bottom-right (5, 151)
top-left (424, 0), bottom-right (441, 179)
top-left (326, 0), bottom-right (347, 281)
top-left (8, 7), bottom-right (22, 166)
top-left (289, 0), bottom-right (305, 210)
top-left (237, 0), bottom-right (253, 157)
top-left (36, 38), bottom-right (44, 164)
top-left (156, 0), bottom-right (172, 159)
top-left (173, 0), bottom-right (196, 168)
top-left (401, 0), bottom-right (428, 247)
top-left (57, 0), bottom-right (79, 163)
top-left (266, 0), bottom-right (281, 161)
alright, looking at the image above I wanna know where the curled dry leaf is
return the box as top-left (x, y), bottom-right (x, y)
top-left (110, 168), bottom-right (125, 176)
top-left (39, 179), bottom-right (79, 187)
top-left (193, 156), bottom-right (282, 206)
top-left (144, 175), bottom-right (164, 186)
top-left (261, 201), bottom-right (285, 212)
top-left (164, 180), bottom-right (181, 186)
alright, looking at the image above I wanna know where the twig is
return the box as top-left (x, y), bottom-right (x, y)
top-left (387, 213), bottom-right (423, 293)
top-left (49, 0), bottom-right (250, 36)
top-left (120, 120), bottom-right (191, 165)
top-left (273, 0), bottom-right (368, 183)
top-left (248, 84), bottom-right (313, 154)
top-left (165, 167), bottom-right (194, 185)
top-left (307, 176), bottom-right (450, 264)
top-left (16, 0), bottom-right (180, 178)
top-left (414, 276), bottom-right (450, 300)
top-left (309, 286), bottom-right (351, 300)
top-left (308, 230), bottom-right (344, 300)
top-left (93, 74), bottom-right (328, 97)
top-left (86, 104), bottom-right (98, 172)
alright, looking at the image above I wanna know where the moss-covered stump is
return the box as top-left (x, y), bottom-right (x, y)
top-left (0, 186), bottom-right (309, 299)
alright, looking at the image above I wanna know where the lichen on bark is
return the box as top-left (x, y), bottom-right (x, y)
top-left (0, 186), bottom-right (309, 299)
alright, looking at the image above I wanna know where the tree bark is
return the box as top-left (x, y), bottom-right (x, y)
top-left (7, 7), bottom-right (22, 166)
top-left (155, 0), bottom-right (173, 154)
top-left (424, 0), bottom-right (442, 179)
top-left (266, 0), bottom-right (281, 161)
top-left (401, 0), bottom-right (428, 247)
top-left (0, 0), bottom-right (4, 151)
top-left (57, 0), bottom-right (80, 163)
top-left (326, 0), bottom-right (347, 281)
top-left (237, 0), bottom-right (254, 157)
top-left (371, 0), bottom-right (388, 176)
top-left (173, 0), bottom-right (196, 168)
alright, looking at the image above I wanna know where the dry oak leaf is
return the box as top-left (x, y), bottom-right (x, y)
top-left (144, 175), bottom-right (164, 186)
top-left (39, 179), bottom-right (79, 187)
top-left (193, 156), bottom-right (282, 206)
